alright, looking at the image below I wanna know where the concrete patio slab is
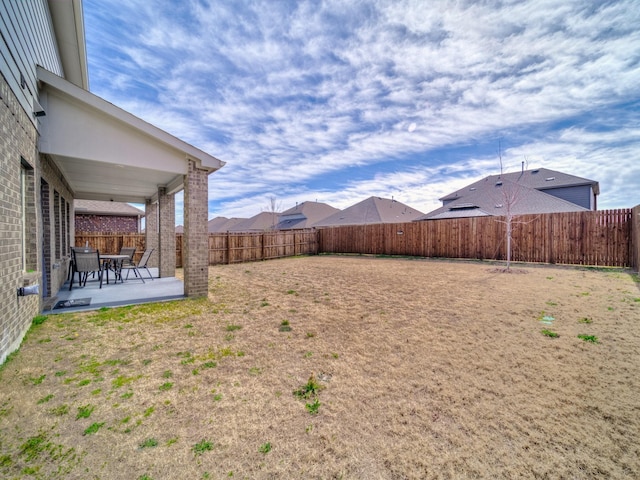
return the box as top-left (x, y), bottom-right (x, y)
top-left (43, 268), bottom-right (185, 314)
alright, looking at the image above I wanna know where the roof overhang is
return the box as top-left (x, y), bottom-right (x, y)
top-left (36, 66), bottom-right (225, 203)
top-left (537, 182), bottom-right (600, 196)
top-left (47, 0), bottom-right (89, 89)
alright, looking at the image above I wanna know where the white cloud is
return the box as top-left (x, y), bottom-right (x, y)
top-left (85, 0), bottom-right (640, 221)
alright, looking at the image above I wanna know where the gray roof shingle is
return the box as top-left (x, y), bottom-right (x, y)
top-left (314, 197), bottom-right (423, 226)
top-left (275, 201), bottom-right (339, 230)
top-left (228, 212), bottom-right (280, 232)
top-left (419, 168), bottom-right (598, 220)
top-left (207, 217), bottom-right (247, 232)
top-left (74, 200), bottom-right (144, 216)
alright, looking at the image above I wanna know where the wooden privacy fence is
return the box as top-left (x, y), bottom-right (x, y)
top-left (175, 229), bottom-right (319, 267)
top-left (633, 205), bottom-right (640, 271)
top-left (76, 230), bottom-right (318, 268)
top-left (318, 209), bottom-right (635, 268)
top-left (74, 233), bottom-right (146, 263)
top-left (76, 208), bottom-right (638, 270)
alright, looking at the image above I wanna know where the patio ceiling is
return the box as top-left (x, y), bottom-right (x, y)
top-left (36, 67), bottom-right (225, 204)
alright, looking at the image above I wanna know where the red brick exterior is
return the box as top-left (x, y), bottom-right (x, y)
top-left (76, 213), bottom-right (139, 233)
top-left (75, 214), bottom-right (139, 233)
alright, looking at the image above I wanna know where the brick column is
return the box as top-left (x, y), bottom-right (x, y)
top-left (158, 187), bottom-right (175, 278)
top-left (145, 200), bottom-right (159, 268)
top-left (183, 159), bottom-right (209, 297)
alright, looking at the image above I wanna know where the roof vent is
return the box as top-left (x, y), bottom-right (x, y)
top-left (495, 181), bottom-right (502, 186)
top-left (545, 177), bottom-right (555, 181)
top-left (469, 187), bottom-right (476, 191)
top-left (532, 169), bottom-right (539, 174)
top-left (450, 203), bottom-right (479, 210)
top-left (495, 204), bottom-right (503, 208)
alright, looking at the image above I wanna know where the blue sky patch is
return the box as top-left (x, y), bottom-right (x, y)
top-left (84, 0), bottom-right (640, 223)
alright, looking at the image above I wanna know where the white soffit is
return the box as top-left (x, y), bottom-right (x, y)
top-left (36, 67), bottom-right (225, 203)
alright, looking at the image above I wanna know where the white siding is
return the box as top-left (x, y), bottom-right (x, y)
top-left (0, 0), bottom-right (62, 125)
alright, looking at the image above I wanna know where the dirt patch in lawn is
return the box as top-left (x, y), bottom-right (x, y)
top-left (1, 256), bottom-right (639, 479)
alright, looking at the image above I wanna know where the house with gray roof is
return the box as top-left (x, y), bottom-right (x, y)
top-left (275, 201), bottom-right (339, 230)
top-left (208, 216), bottom-right (247, 233)
top-left (417, 168), bottom-right (599, 220)
top-left (228, 211), bottom-right (281, 232)
top-left (314, 197), bottom-right (423, 227)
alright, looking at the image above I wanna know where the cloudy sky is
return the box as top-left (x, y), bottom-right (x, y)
top-left (83, 0), bottom-right (640, 223)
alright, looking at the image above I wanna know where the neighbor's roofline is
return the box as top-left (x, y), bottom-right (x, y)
top-left (439, 167), bottom-right (599, 201)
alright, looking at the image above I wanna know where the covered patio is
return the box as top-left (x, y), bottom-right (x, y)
top-left (42, 267), bottom-right (185, 314)
top-left (37, 66), bottom-right (224, 309)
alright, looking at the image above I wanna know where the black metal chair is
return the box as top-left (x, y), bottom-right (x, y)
top-left (121, 248), bottom-right (154, 282)
top-left (119, 246), bottom-right (136, 266)
top-left (69, 249), bottom-right (104, 290)
top-left (113, 246), bottom-right (137, 282)
top-left (68, 246), bottom-right (97, 284)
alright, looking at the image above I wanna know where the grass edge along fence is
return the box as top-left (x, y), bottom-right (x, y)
top-left (76, 207), bottom-right (638, 270)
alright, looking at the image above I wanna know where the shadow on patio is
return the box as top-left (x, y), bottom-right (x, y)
top-left (43, 268), bottom-right (185, 314)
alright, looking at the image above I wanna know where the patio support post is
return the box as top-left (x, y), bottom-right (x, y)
top-left (158, 186), bottom-right (176, 278)
top-left (183, 159), bottom-right (209, 297)
top-left (145, 199), bottom-right (159, 269)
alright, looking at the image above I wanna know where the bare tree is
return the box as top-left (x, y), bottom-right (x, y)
top-left (263, 195), bottom-right (282, 230)
top-left (495, 143), bottom-right (528, 271)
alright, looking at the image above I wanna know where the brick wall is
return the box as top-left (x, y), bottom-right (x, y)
top-left (0, 72), bottom-right (40, 364)
top-left (183, 159), bottom-right (209, 297)
top-left (158, 187), bottom-right (176, 277)
top-left (40, 155), bottom-right (74, 302)
top-left (75, 214), bottom-right (139, 233)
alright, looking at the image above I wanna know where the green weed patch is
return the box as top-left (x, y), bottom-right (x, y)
top-left (578, 334), bottom-right (599, 344)
top-left (192, 440), bottom-right (213, 456)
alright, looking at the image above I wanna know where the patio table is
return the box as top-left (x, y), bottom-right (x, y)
top-left (100, 254), bottom-right (130, 284)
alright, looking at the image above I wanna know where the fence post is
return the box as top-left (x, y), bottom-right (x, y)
top-left (547, 213), bottom-right (555, 264)
top-left (632, 205), bottom-right (640, 273)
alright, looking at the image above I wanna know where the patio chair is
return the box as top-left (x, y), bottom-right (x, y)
top-left (121, 248), bottom-right (154, 283)
top-left (70, 249), bottom-right (104, 290)
top-left (119, 246), bottom-right (136, 266)
top-left (68, 246), bottom-right (97, 283)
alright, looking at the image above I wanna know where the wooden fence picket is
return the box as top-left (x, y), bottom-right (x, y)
top-left (76, 208), bottom-right (637, 270)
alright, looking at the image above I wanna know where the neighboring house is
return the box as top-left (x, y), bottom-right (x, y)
top-left (275, 201), bottom-right (339, 230)
top-left (228, 211), bottom-right (281, 232)
top-left (1, 0), bottom-right (224, 365)
top-left (75, 200), bottom-right (144, 233)
top-left (314, 197), bottom-right (424, 227)
top-left (417, 168), bottom-right (599, 220)
top-left (208, 216), bottom-right (247, 233)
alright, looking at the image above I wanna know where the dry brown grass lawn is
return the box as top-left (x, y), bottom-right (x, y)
top-left (1, 255), bottom-right (639, 479)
